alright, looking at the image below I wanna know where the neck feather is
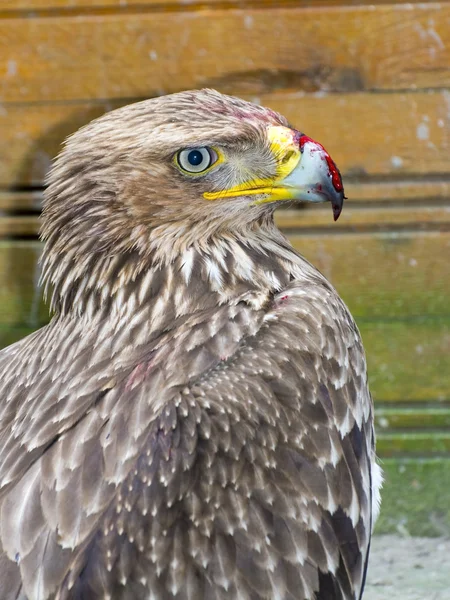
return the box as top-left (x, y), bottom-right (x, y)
top-left (40, 221), bottom-right (315, 328)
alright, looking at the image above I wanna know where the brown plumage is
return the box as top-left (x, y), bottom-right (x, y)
top-left (0, 89), bottom-right (381, 600)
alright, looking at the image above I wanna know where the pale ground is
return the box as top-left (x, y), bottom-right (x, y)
top-left (364, 536), bottom-right (450, 600)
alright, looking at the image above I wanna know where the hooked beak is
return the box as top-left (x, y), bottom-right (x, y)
top-left (203, 125), bottom-right (345, 221)
top-left (281, 133), bottom-right (345, 221)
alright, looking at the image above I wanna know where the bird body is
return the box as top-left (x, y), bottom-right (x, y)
top-left (0, 90), bottom-right (381, 600)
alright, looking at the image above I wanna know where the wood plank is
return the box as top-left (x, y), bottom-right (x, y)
top-left (361, 320), bottom-right (450, 402)
top-left (0, 102), bottom-right (109, 187)
top-left (266, 91), bottom-right (450, 178)
top-left (0, 191), bottom-right (42, 212)
top-left (0, 3), bottom-right (449, 104)
top-left (2, 204), bottom-right (449, 237)
top-left (291, 231), bottom-right (450, 319)
top-left (276, 205), bottom-right (450, 230)
top-left (377, 431), bottom-right (450, 456)
top-left (2, 90), bottom-right (450, 187)
top-left (2, 0), bottom-right (438, 10)
top-left (5, 0), bottom-right (221, 9)
top-left (375, 406), bottom-right (450, 430)
top-left (0, 216), bottom-right (40, 236)
top-left (338, 180), bottom-right (450, 203)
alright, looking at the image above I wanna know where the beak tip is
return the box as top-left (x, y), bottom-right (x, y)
top-left (297, 133), bottom-right (345, 222)
top-left (332, 193), bottom-right (345, 221)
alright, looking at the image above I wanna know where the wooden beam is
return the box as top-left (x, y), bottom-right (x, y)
top-left (291, 231), bottom-right (450, 320)
top-left (0, 216), bottom-right (40, 236)
top-left (377, 431), bottom-right (450, 456)
top-left (3, 0), bottom-right (439, 10)
top-left (0, 3), bottom-right (448, 104)
top-left (0, 191), bottom-right (42, 212)
top-left (375, 406), bottom-right (450, 430)
top-left (276, 205), bottom-right (450, 230)
top-left (360, 319), bottom-right (450, 403)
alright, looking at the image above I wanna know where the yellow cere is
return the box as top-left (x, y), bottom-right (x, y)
top-left (203, 126), bottom-right (301, 203)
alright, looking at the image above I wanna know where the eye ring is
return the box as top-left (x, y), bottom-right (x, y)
top-left (177, 147), bottom-right (219, 174)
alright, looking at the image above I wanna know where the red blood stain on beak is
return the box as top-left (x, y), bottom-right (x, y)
top-left (298, 134), bottom-right (344, 193)
top-left (294, 132), bottom-right (346, 221)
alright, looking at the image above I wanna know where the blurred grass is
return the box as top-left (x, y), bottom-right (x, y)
top-left (361, 320), bottom-right (450, 402)
top-left (375, 458), bottom-right (450, 537)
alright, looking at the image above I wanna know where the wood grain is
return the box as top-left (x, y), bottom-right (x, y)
top-left (0, 216), bottom-right (40, 236)
top-left (336, 179), bottom-right (450, 203)
top-left (361, 320), bottom-right (449, 402)
top-left (1, 3), bottom-right (448, 104)
top-left (375, 406), bottom-right (450, 430)
top-left (377, 431), bottom-right (450, 456)
top-left (0, 191), bottom-right (43, 211)
top-left (1, 90), bottom-right (450, 187)
top-left (292, 231), bottom-right (450, 320)
top-left (2, 0), bottom-right (438, 10)
top-left (276, 205), bottom-right (450, 230)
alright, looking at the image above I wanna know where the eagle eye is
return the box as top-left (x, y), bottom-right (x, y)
top-left (177, 147), bottom-right (219, 174)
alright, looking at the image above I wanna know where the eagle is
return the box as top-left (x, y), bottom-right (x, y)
top-left (0, 89), bottom-right (381, 600)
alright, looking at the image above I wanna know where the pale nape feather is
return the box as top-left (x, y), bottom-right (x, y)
top-left (0, 89), bottom-right (380, 600)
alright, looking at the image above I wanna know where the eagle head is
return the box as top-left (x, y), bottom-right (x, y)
top-left (41, 89), bottom-right (344, 309)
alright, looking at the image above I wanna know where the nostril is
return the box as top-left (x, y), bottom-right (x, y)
top-left (292, 130), bottom-right (304, 149)
top-left (282, 150), bottom-right (295, 164)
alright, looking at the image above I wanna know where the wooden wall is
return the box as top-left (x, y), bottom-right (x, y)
top-left (0, 0), bottom-right (449, 534)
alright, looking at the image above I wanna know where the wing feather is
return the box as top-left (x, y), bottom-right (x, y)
top-left (0, 281), bottom-right (377, 599)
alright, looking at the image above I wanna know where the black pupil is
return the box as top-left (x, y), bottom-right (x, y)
top-left (188, 150), bottom-right (205, 166)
